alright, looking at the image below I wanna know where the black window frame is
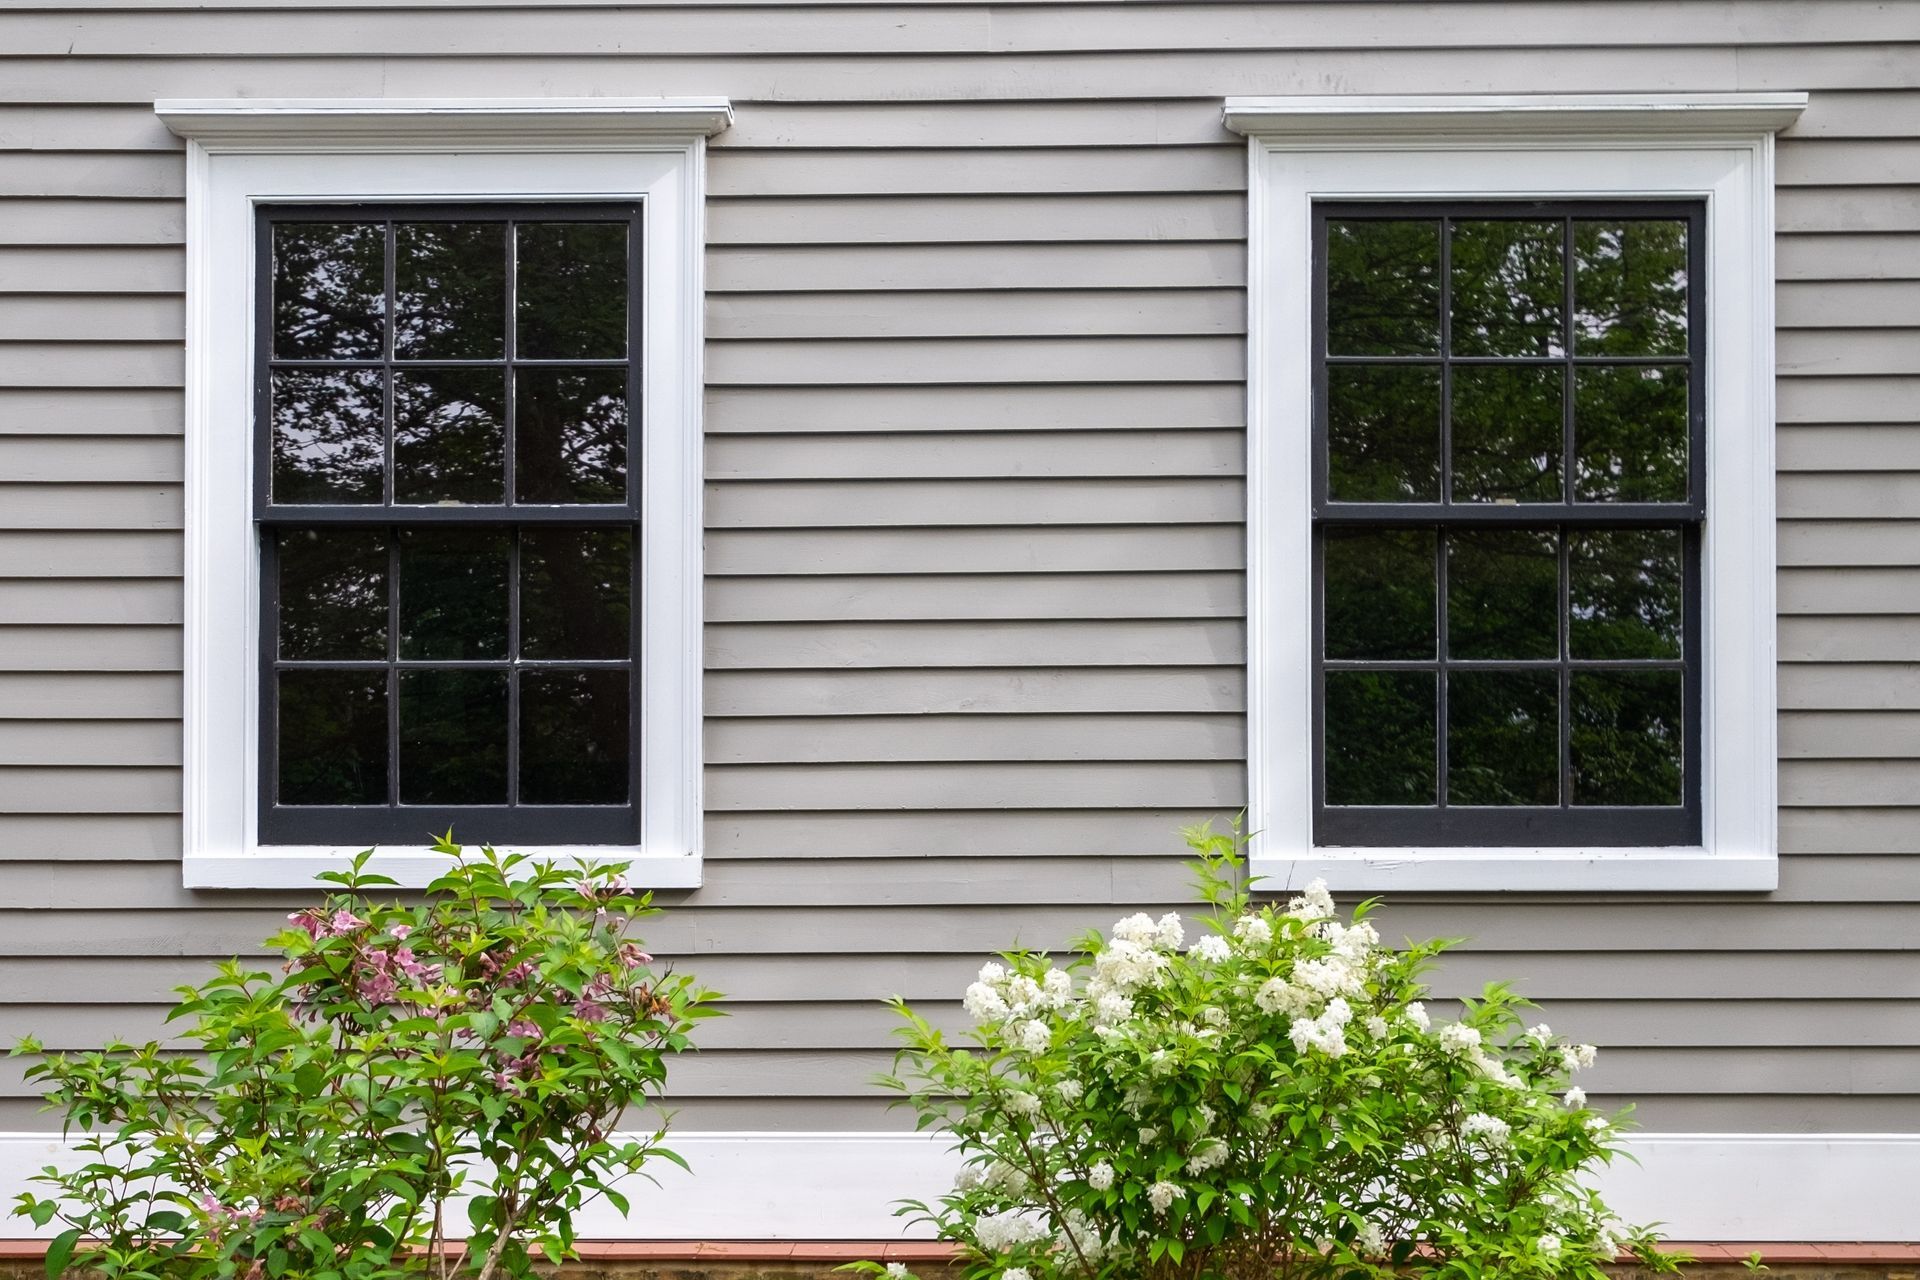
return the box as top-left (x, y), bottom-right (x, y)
top-left (254, 201), bottom-right (645, 846)
top-left (1310, 199), bottom-right (1705, 848)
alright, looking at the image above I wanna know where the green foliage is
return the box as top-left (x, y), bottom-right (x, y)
top-left (11, 835), bottom-right (717, 1280)
top-left (863, 823), bottom-right (1680, 1280)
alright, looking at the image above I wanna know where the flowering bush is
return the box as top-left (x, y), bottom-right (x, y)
top-left (10, 836), bottom-right (716, 1280)
top-left (858, 825), bottom-right (1678, 1280)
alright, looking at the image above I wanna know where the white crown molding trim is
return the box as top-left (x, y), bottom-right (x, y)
top-left (1224, 93), bottom-right (1808, 143)
top-left (1, 1131), bottom-right (1913, 1242)
top-left (157, 97), bottom-right (733, 150)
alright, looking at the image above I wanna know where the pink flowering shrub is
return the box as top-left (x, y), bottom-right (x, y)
top-left (11, 836), bottom-right (716, 1280)
top-left (856, 825), bottom-right (1681, 1280)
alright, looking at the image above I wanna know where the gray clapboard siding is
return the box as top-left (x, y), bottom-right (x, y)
top-left (707, 383), bottom-right (1247, 432)
top-left (1779, 616), bottom-right (1920, 662)
top-left (710, 195), bottom-right (1246, 245)
top-left (0, 8), bottom-right (1914, 1142)
top-left (0, 578), bottom-right (180, 623)
top-left (0, 198), bottom-right (183, 246)
top-left (0, 388), bottom-right (183, 435)
top-left (707, 526), bottom-right (1244, 575)
top-left (706, 620), bottom-right (1245, 668)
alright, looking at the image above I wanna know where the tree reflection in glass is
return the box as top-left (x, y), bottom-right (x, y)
top-left (515, 368), bottom-right (628, 504)
top-left (1571, 670), bottom-right (1683, 805)
top-left (1450, 220), bottom-right (1564, 357)
top-left (1570, 529), bottom-right (1683, 659)
top-left (1327, 365), bottom-right (1441, 501)
top-left (273, 222), bottom-right (384, 360)
top-left (522, 670), bottom-right (631, 804)
top-left (277, 528), bottom-right (388, 660)
top-left (1325, 219), bottom-right (1440, 355)
top-left (1575, 220), bottom-right (1688, 356)
top-left (1325, 672), bottom-right (1435, 805)
top-left (395, 222), bottom-right (507, 360)
top-left (278, 670), bottom-right (387, 805)
top-left (1448, 670), bottom-right (1559, 805)
top-left (394, 368), bottom-right (506, 504)
top-left (398, 528), bottom-right (510, 660)
top-left (1450, 364), bottom-right (1563, 502)
top-left (271, 368), bottom-right (385, 503)
top-left (521, 528), bottom-right (633, 660)
top-left (399, 670), bottom-right (508, 804)
top-left (1448, 529), bottom-right (1558, 660)
top-left (1575, 365), bottom-right (1688, 501)
top-left (517, 223), bottom-right (628, 360)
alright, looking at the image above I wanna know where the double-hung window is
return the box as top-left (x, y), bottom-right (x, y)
top-left (160, 98), bottom-right (727, 888)
top-left (258, 205), bottom-right (643, 846)
top-left (1229, 93), bottom-right (1805, 891)
top-left (1312, 203), bottom-right (1703, 849)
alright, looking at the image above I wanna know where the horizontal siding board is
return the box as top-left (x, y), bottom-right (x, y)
top-left (710, 195), bottom-right (1244, 246)
top-left (706, 478), bottom-right (1243, 527)
top-left (709, 244), bottom-right (1247, 292)
top-left (1777, 374), bottom-right (1920, 424)
top-left (1779, 567), bottom-right (1920, 613)
top-left (0, 530), bottom-right (180, 576)
top-left (1781, 759), bottom-right (1920, 807)
top-left (705, 760), bottom-right (1244, 809)
top-left (0, 294), bottom-right (184, 341)
top-left (705, 336), bottom-right (1244, 385)
top-left (0, 197), bottom-right (183, 246)
top-left (708, 289), bottom-right (1246, 339)
top-left (0, 579), bottom-right (179, 623)
top-left (0, 765), bottom-right (176, 812)
top-left (707, 619), bottom-right (1244, 668)
top-left (1781, 711), bottom-right (1920, 759)
top-left (1777, 425), bottom-right (1920, 472)
top-left (707, 668), bottom-right (1245, 716)
top-left (1776, 138), bottom-right (1920, 187)
top-left (707, 573), bottom-right (1244, 621)
top-left (0, 388), bottom-right (182, 435)
top-left (1778, 232), bottom-right (1920, 282)
top-left (0, 151), bottom-right (182, 198)
top-left (1779, 664), bottom-right (1920, 711)
top-left (0, 719), bottom-right (180, 765)
top-left (1777, 186), bottom-right (1920, 233)
top-left (0, 434), bottom-right (182, 480)
top-left (0, 245), bottom-right (181, 292)
top-left (1777, 280), bottom-right (1920, 327)
top-left (0, 483), bottom-right (181, 529)
top-left (0, 672), bottom-right (178, 718)
top-left (1782, 807), bottom-right (1920, 853)
top-left (706, 525), bottom-right (1242, 575)
top-left (707, 383), bottom-right (1247, 432)
top-left (1780, 520), bottom-right (1920, 566)
top-left (1778, 471), bottom-right (1920, 518)
top-left (705, 712), bottom-right (1244, 763)
top-left (0, 624), bottom-right (179, 670)
top-left (708, 809), bottom-right (1232, 857)
top-left (0, 812), bottom-right (178, 858)
top-left (1779, 616), bottom-right (1920, 662)
top-left (709, 146), bottom-right (1243, 197)
top-left (1776, 329), bottom-right (1920, 377)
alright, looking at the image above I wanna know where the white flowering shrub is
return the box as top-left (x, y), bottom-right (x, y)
top-left (852, 825), bottom-right (1679, 1280)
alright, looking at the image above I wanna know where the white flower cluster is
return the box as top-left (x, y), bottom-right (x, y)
top-left (1085, 911), bottom-right (1182, 1026)
top-left (1288, 995), bottom-right (1353, 1058)
top-left (1461, 1112), bottom-right (1512, 1147)
top-left (963, 960), bottom-right (1075, 1034)
top-left (1285, 879), bottom-right (1335, 920)
top-left (1232, 913), bottom-right (1272, 947)
top-left (974, 1209), bottom-right (1050, 1253)
top-left (1086, 1161), bottom-right (1115, 1191)
top-left (1146, 1181), bottom-right (1185, 1214)
top-left (1184, 1137), bottom-right (1228, 1175)
top-left (1188, 933), bottom-right (1231, 964)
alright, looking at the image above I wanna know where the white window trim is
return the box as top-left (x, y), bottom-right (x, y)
top-left (1227, 93), bottom-right (1807, 894)
top-left (158, 98), bottom-right (730, 890)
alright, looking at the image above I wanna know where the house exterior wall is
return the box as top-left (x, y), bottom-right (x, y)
top-left (0, 0), bottom-right (1915, 1150)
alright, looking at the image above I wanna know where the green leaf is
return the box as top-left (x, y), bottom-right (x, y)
top-left (45, 1227), bottom-right (81, 1280)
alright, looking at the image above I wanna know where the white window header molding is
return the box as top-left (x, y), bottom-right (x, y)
top-left (1236, 92), bottom-right (1804, 894)
top-left (1223, 93), bottom-right (1808, 144)
top-left (157, 97), bottom-right (733, 151)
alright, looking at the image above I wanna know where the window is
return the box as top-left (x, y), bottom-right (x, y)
top-left (258, 205), bottom-right (643, 845)
top-left (159, 98), bottom-right (729, 888)
top-left (1227, 93), bottom-right (1806, 890)
top-left (1313, 203), bottom-right (1702, 849)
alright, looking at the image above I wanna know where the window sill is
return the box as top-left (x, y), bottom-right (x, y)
top-left (184, 847), bottom-right (703, 891)
top-left (1249, 848), bottom-right (1776, 894)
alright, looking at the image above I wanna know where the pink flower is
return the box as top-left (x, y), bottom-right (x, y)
top-left (388, 924), bottom-right (412, 940)
top-left (360, 969), bottom-right (397, 1003)
top-left (328, 909), bottom-right (366, 936)
top-left (506, 1019), bottom-right (541, 1039)
top-left (199, 1192), bottom-right (222, 1215)
top-left (287, 910), bottom-right (324, 940)
top-left (502, 961), bottom-right (536, 985)
top-left (393, 946), bottom-right (426, 977)
top-left (572, 997), bottom-right (609, 1023)
top-left (618, 942), bottom-right (652, 970)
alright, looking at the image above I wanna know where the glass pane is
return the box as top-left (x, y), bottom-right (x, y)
top-left (1450, 364), bottom-right (1563, 503)
top-left (1574, 365), bottom-right (1689, 502)
top-left (271, 368), bottom-right (385, 504)
top-left (277, 669), bottom-right (387, 805)
top-left (1450, 219), bottom-right (1565, 358)
top-left (398, 528), bottom-right (509, 660)
top-left (521, 669), bottom-right (631, 804)
top-left (394, 368), bottom-right (506, 504)
top-left (272, 222), bottom-right (385, 360)
top-left (1447, 670), bottom-right (1559, 805)
top-left (1447, 529), bottom-right (1559, 661)
top-left (1324, 219), bottom-right (1441, 356)
top-left (1570, 529), bottom-right (1683, 659)
top-left (399, 670), bottom-right (508, 805)
top-left (516, 222), bottom-right (628, 359)
top-left (521, 528), bottom-right (633, 660)
top-left (514, 367), bottom-right (628, 504)
top-left (1324, 671), bottom-right (1435, 806)
top-left (278, 528), bottom-right (387, 660)
top-left (394, 221), bottom-right (507, 360)
top-left (1326, 364), bottom-right (1442, 502)
top-left (1574, 220), bottom-right (1689, 356)
top-left (1571, 670), bottom-right (1683, 805)
top-left (1323, 528), bottom-right (1435, 660)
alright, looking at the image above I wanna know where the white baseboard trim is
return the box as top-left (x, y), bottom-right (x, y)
top-left (2, 1131), bottom-right (1915, 1243)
